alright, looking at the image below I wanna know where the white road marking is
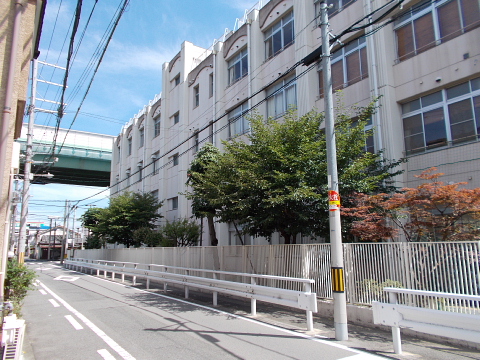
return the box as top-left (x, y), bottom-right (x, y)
top-left (87, 275), bottom-right (382, 359)
top-left (54, 276), bottom-right (79, 282)
top-left (39, 289), bottom-right (47, 295)
top-left (39, 282), bottom-right (136, 360)
top-left (36, 267), bottom-right (52, 271)
top-left (65, 315), bottom-right (83, 330)
top-left (49, 299), bottom-right (60, 308)
top-left (97, 349), bottom-right (116, 360)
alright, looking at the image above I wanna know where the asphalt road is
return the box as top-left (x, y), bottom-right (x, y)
top-left (21, 261), bottom-right (382, 360)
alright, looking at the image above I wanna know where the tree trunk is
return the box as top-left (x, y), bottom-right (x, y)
top-left (281, 231), bottom-right (291, 244)
top-left (207, 214), bottom-right (218, 246)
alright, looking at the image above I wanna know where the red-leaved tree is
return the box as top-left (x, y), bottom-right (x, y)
top-left (344, 168), bottom-right (480, 242)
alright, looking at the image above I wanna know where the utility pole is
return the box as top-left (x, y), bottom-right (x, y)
top-left (17, 59), bottom-right (38, 263)
top-left (60, 200), bottom-right (69, 264)
top-left (18, 59), bottom-right (64, 263)
top-left (47, 217), bottom-right (53, 260)
top-left (320, 1), bottom-right (348, 341)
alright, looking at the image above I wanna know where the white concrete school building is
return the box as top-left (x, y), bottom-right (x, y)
top-left (111, 0), bottom-right (480, 245)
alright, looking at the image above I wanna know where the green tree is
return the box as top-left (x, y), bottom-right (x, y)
top-left (133, 227), bottom-right (163, 247)
top-left (81, 192), bottom-right (163, 247)
top-left (5, 258), bottom-right (37, 315)
top-left (190, 105), bottom-right (404, 244)
top-left (83, 235), bottom-right (105, 249)
top-left (161, 218), bottom-right (201, 247)
top-left (186, 143), bottom-right (222, 246)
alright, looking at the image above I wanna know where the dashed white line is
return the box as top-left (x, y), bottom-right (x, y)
top-left (48, 299), bottom-right (60, 308)
top-left (97, 349), bottom-right (116, 360)
top-left (39, 289), bottom-right (47, 295)
top-left (39, 282), bottom-right (136, 360)
top-left (65, 315), bottom-right (83, 330)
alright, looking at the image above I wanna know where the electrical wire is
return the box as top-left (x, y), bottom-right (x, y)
top-left (43, 0), bottom-right (409, 210)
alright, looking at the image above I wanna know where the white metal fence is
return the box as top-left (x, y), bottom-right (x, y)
top-left (71, 241), bottom-right (480, 306)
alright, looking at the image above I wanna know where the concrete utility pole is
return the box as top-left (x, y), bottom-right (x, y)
top-left (320, 1), bottom-right (348, 341)
top-left (18, 59), bottom-right (38, 263)
top-left (60, 200), bottom-right (69, 264)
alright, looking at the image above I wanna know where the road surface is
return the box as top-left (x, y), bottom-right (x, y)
top-left (22, 261), bottom-right (382, 360)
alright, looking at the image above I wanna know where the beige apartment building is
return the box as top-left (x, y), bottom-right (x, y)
top-left (112, 0), bottom-right (480, 245)
top-left (0, 0), bottom-right (45, 274)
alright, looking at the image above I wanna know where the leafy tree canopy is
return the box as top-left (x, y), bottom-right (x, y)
top-left (186, 143), bottom-right (221, 245)
top-left (188, 104), bottom-right (404, 243)
top-left (80, 192), bottom-right (163, 247)
top-left (161, 218), bottom-right (201, 247)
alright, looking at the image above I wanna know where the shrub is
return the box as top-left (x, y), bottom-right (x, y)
top-left (4, 259), bottom-right (37, 316)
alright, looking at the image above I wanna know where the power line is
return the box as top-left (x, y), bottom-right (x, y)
top-left (50, 0), bottom-right (407, 208)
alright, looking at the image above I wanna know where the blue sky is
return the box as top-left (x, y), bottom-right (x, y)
top-left (28, 0), bottom-right (259, 228)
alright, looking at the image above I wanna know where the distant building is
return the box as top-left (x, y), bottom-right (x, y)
top-left (112, 0), bottom-right (480, 245)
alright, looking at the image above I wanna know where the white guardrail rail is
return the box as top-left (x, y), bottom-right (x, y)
top-left (373, 287), bottom-right (480, 354)
top-left (65, 258), bottom-right (318, 331)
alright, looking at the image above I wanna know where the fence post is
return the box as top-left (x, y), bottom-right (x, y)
top-left (146, 265), bottom-right (150, 289)
top-left (185, 269), bottom-right (189, 299)
top-left (305, 282), bottom-right (313, 331)
top-left (121, 263), bottom-right (125, 283)
top-left (133, 264), bottom-right (137, 285)
top-left (213, 272), bottom-right (218, 306)
top-left (345, 244), bottom-right (355, 304)
top-left (163, 266), bottom-right (168, 292)
top-left (388, 291), bottom-right (402, 354)
top-left (251, 277), bottom-right (257, 316)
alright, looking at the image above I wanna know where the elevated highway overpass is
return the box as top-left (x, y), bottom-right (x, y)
top-left (16, 124), bottom-right (114, 187)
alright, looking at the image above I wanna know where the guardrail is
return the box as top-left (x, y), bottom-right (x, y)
top-left (65, 258), bottom-right (318, 331)
top-left (372, 288), bottom-right (480, 354)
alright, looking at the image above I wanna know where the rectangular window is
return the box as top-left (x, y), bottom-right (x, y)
top-left (126, 169), bottom-right (131, 187)
top-left (264, 11), bottom-right (294, 59)
top-left (152, 151), bottom-right (159, 174)
top-left (154, 117), bottom-right (161, 137)
top-left (394, 0), bottom-right (479, 62)
top-left (315, 0), bottom-right (357, 21)
top-left (151, 190), bottom-right (159, 202)
top-left (318, 37), bottom-right (368, 97)
top-left (169, 197), bottom-right (178, 210)
top-left (171, 153), bottom-right (179, 166)
top-left (116, 146), bottom-right (120, 163)
top-left (228, 48), bottom-right (248, 85)
top-left (193, 130), bottom-right (199, 153)
top-left (194, 85), bottom-right (199, 107)
top-left (402, 77), bottom-right (480, 154)
top-left (139, 128), bottom-right (144, 148)
top-left (138, 161), bottom-right (143, 182)
top-left (228, 103), bottom-right (249, 137)
top-left (173, 112), bottom-right (179, 125)
top-left (209, 73), bottom-right (214, 98)
top-left (266, 74), bottom-right (296, 118)
top-left (127, 137), bottom-right (132, 156)
top-left (173, 74), bottom-right (180, 86)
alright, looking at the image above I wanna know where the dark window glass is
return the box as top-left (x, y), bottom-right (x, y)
top-left (449, 99), bottom-right (476, 143)
top-left (414, 13), bottom-right (435, 54)
top-left (423, 108), bottom-right (447, 149)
